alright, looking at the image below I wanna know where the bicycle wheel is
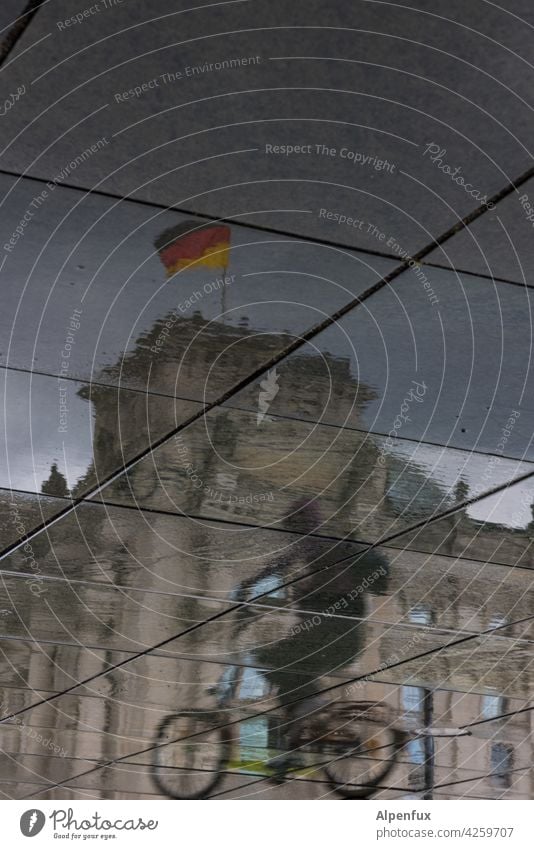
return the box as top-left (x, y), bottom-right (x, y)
top-left (152, 711), bottom-right (226, 799)
top-left (323, 724), bottom-right (402, 799)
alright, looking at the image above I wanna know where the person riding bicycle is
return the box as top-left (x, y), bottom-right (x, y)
top-left (232, 499), bottom-right (390, 773)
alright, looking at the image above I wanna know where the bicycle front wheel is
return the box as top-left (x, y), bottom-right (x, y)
top-left (323, 726), bottom-right (402, 799)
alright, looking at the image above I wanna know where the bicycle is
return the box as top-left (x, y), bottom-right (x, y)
top-left (151, 696), bottom-right (471, 800)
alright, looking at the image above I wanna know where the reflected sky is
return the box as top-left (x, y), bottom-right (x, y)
top-left (1, 369), bottom-right (95, 492)
top-left (388, 441), bottom-right (534, 529)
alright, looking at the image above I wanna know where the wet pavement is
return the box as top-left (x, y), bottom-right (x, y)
top-left (0, 0), bottom-right (534, 801)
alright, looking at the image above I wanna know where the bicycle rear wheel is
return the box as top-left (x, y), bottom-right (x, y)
top-left (152, 711), bottom-right (226, 799)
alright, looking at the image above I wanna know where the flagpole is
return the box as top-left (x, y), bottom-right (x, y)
top-left (221, 265), bottom-right (227, 324)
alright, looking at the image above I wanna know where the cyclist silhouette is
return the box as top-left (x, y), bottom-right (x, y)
top-left (233, 499), bottom-right (390, 767)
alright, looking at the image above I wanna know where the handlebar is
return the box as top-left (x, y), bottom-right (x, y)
top-left (411, 727), bottom-right (471, 738)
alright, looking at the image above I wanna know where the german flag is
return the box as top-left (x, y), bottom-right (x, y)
top-left (154, 220), bottom-right (231, 277)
